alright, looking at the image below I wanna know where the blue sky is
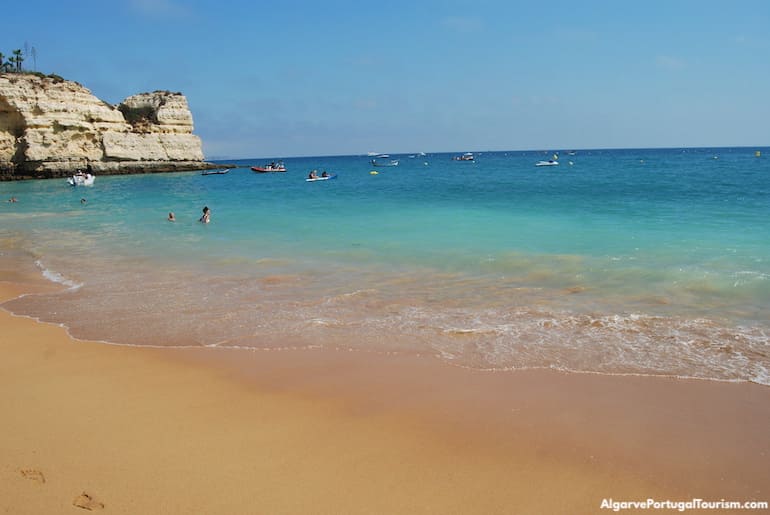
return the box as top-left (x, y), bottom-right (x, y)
top-left (4, 0), bottom-right (769, 158)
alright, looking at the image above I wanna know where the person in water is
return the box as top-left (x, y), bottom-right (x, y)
top-left (168, 212), bottom-right (176, 222)
top-left (199, 206), bottom-right (210, 223)
top-left (321, 171), bottom-right (329, 178)
top-left (308, 170), bottom-right (318, 179)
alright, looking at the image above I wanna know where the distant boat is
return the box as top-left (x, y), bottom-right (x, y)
top-left (535, 160), bottom-right (559, 167)
top-left (251, 161), bottom-right (286, 173)
top-left (453, 152), bottom-right (475, 161)
top-left (371, 157), bottom-right (399, 167)
top-left (67, 173), bottom-right (95, 186)
top-left (201, 169), bottom-right (230, 175)
top-left (306, 172), bottom-right (337, 182)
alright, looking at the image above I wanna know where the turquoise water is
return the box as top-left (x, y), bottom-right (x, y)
top-left (2, 147), bottom-right (769, 384)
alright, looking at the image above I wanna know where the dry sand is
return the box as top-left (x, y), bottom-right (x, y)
top-left (1, 279), bottom-right (768, 514)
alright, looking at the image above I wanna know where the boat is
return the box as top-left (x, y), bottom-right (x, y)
top-left (67, 173), bottom-right (95, 186)
top-left (201, 169), bottom-right (230, 175)
top-left (371, 156), bottom-right (398, 166)
top-left (251, 161), bottom-right (286, 173)
top-left (306, 173), bottom-right (337, 182)
top-left (452, 152), bottom-right (475, 161)
top-left (536, 153), bottom-right (560, 166)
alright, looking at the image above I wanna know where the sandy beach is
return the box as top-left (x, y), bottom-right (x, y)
top-left (2, 277), bottom-right (769, 514)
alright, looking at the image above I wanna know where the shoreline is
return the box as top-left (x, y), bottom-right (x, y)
top-left (0, 161), bottom-right (233, 181)
top-left (2, 277), bottom-right (769, 513)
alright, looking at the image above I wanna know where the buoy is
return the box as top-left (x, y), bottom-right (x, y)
top-left (756, 151), bottom-right (761, 158)
top-left (370, 171), bottom-right (378, 175)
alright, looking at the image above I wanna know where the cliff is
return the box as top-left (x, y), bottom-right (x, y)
top-left (0, 73), bottom-right (214, 180)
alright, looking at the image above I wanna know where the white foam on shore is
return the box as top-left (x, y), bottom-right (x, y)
top-left (35, 260), bottom-right (83, 291)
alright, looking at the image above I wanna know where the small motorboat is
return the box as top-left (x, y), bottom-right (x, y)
top-left (251, 161), bottom-right (286, 173)
top-left (370, 159), bottom-right (399, 167)
top-left (306, 172), bottom-right (337, 182)
top-left (202, 169), bottom-right (230, 175)
top-left (67, 173), bottom-right (95, 186)
top-left (452, 152), bottom-right (475, 161)
top-left (536, 153), bottom-right (560, 167)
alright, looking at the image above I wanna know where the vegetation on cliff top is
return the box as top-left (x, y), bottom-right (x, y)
top-left (1, 45), bottom-right (64, 82)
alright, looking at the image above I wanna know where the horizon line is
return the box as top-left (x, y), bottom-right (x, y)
top-left (207, 144), bottom-right (768, 162)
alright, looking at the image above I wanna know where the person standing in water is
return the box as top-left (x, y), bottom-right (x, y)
top-left (199, 206), bottom-right (210, 223)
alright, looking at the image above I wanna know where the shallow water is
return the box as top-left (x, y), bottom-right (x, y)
top-left (2, 147), bottom-right (769, 384)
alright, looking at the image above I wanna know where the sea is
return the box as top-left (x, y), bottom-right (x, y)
top-left (1, 147), bottom-right (769, 385)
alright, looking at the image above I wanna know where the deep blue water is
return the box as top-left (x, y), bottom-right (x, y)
top-left (2, 147), bottom-right (769, 384)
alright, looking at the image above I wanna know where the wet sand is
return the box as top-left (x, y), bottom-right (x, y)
top-left (1, 278), bottom-right (768, 514)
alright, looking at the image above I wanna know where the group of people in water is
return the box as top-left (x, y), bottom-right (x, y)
top-left (167, 206), bottom-right (210, 223)
top-left (307, 170), bottom-right (330, 179)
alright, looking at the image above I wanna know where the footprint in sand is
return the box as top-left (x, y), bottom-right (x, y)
top-left (73, 492), bottom-right (105, 511)
top-left (20, 468), bottom-right (46, 484)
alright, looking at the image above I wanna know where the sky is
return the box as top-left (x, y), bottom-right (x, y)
top-left (3, 0), bottom-right (769, 159)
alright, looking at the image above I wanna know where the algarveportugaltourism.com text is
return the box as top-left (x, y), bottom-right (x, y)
top-left (600, 498), bottom-right (768, 512)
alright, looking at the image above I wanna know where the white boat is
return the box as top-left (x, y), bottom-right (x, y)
top-left (306, 173), bottom-right (337, 182)
top-left (67, 173), bottom-right (95, 186)
top-left (453, 152), bottom-right (475, 161)
top-left (371, 157), bottom-right (399, 167)
top-left (536, 153), bottom-right (560, 167)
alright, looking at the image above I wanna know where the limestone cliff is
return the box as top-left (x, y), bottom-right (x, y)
top-left (0, 73), bottom-right (213, 179)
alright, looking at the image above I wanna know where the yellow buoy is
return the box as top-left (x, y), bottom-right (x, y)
top-left (756, 151), bottom-right (761, 158)
top-left (370, 171), bottom-right (378, 175)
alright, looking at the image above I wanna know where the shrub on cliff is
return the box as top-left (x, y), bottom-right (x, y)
top-left (118, 103), bottom-right (157, 132)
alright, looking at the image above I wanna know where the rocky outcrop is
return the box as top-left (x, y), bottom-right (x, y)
top-left (0, 73), bottom-right (214, 180)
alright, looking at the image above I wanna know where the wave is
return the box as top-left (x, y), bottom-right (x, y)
top-left (35, 260), bottom-right (83, 291)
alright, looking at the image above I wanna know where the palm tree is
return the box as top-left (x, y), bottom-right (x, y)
top-left (12, 49), bottom-right (24, 72)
